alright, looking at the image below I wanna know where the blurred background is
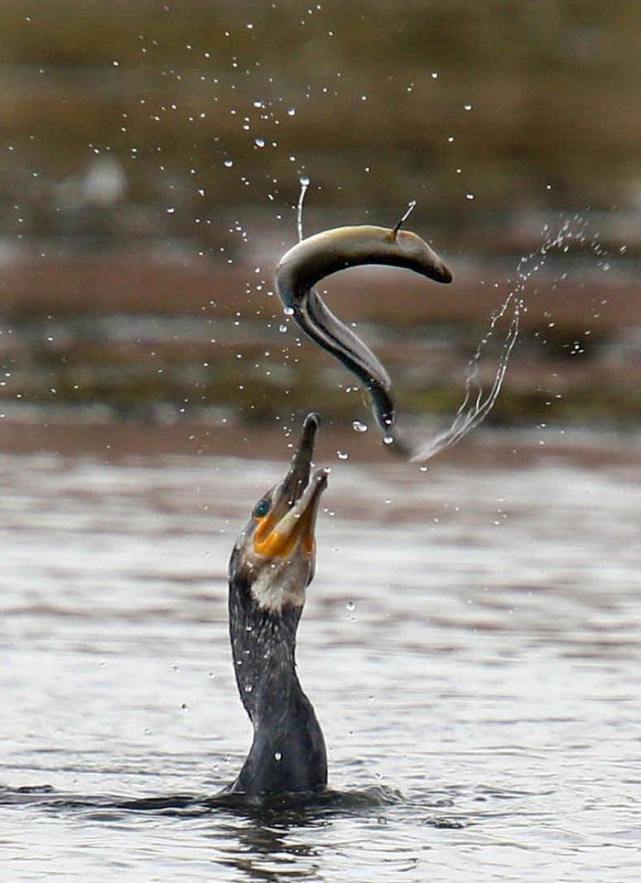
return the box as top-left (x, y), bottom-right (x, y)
top-left (0, 0), bottom-right (640, 454)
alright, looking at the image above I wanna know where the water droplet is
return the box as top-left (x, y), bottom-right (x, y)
top-left (166, 207), bottom-right (175, 213)
top-left (254, 137), bottom-right (265, 147)
top-left (274, 751), bottom-right (282, 761)
top-left (299, 175), bottom-right (310, 187)
top-left (419, 465), bottom-right (428, 472)
top-left (346, 600), bottom-right (355, 611)
top-left (352, 420), bottom-right (368, 433)
top-left (465, 193), bottom-right (475, 200)
top-left (336, 450), bottom-right (349, 460)
top-left (278, 323), bottom-right (288, 333)
top-left (283, 306), bottom-right (294, 316)
top-left (223, 159), bottom-right (233, 168)
top-left (287, 107), bottom-right (296, 116)
top-left (383, 435), bottom-right (394, 445)
top-left (464, 103), bottom-right (472, 111)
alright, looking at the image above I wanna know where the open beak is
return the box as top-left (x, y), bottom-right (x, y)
top-left (254, 413), bottom-right (329, 559)
top-left (280, 412), bottom-right (320, 506)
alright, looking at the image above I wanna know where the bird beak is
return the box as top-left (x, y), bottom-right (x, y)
top-left (280, 412), bottom-right (320, 507)
top-left (254, 413), bottom-right (329, 559)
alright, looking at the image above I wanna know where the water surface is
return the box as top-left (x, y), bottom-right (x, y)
top-left (1, 441), bottom-right (640, 880)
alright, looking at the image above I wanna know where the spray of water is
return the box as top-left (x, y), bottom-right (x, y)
top-left (410, 219), bottom-right (576, 462)
top-left (393, 199), bottom-right (417, 236)
top-left (297, 176), bottom-right (310, 242)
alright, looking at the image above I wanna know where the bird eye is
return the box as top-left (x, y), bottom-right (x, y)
top-left (253, 499), bottom-right (270, 518)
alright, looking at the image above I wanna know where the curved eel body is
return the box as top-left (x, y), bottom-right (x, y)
top-left (275, 225), bottom-right (452, 440)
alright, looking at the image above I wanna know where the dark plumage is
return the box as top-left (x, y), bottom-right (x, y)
top-left (225, 414), bottom-right (328, 797)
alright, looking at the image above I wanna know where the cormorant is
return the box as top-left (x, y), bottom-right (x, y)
top-left (226, 413), bottom-right (329, 796)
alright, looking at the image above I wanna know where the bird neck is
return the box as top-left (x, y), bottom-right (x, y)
top-left (229, 589), bottom-right (303, 721)
top-left (227, 577), bottom-right (327, 795)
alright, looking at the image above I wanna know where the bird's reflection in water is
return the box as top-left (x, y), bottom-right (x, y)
top-left (210, 812), bottom-right (327, 882)
top-left (200, 785), bottom-right (407, 880)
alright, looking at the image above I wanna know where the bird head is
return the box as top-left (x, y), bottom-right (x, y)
top-left (229, 413), bottom-right (328, 613)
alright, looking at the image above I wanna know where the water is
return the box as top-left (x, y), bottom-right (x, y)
top-left (1, 442), bottom-right (641, 880)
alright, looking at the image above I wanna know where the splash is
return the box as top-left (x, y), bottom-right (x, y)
top-left (393, 199), bottom-right (417, 236)
top-left (410, 219), bottom-right (576, 463)
top-left (297, 175), bottom-right (310, 243)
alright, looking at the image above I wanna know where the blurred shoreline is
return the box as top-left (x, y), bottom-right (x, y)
top-left (1, 251), bottom-right (640, 432)
top-left (1, 413), bottom-right (639, 467)
top-left (1, 245), bottom-right (639, 325)
top-left (1, 1), bottom-right (640, 455)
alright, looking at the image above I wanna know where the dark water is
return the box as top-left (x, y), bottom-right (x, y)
top-left (1, 440), bottom-right (641, 880)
